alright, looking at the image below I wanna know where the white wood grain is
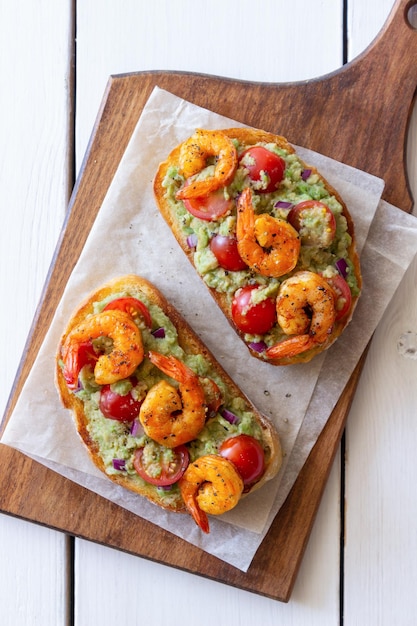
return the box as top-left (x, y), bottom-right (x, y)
top-left (0, 516), bottom-right (69, 626)
top-left (74, 457), bottom-right (341, 626)
top-left (73, 1), bottom-right (344, 621)
top-left (0, 0), bottom-right (73, 623)
top-left (0, 0), bottom-right (73, 418)
top-left (345, 255), bottom-right (417, 624)
top-left (344, 0), bottom-right (417, 623)
top-left (75, 0), bottom-right (344, 171)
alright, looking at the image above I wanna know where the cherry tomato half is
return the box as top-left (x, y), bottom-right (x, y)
top-left (63, 341), bottom-right (98, 389)
top-left (326, 274), bottom-right (352, 320)
top-left (133, 444), bottom-right (190, 486)
top-left (240, 146), bottom-right (285, 193)
top-left (104, 297), bottom-right (152, 328)
top-left (182, 186), bottom-right (233, 221)
top-left (287, 200), bottom-right (336, 247)
top-left (219, 434), bottom-right (265, 486)
top-left (209, 234), bottom-right (247, 271)
top-left (231, 285), bottom-right (276, 335)
top-left (99, 381), bottom-right (143, 421)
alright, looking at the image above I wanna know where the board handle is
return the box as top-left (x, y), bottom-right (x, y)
top-left (338, 0), bottom-right (417, 210)
top-left (234, 0), bottom-right (417, 211)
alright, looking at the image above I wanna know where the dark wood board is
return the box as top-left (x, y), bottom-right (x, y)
top-left (1, 0), bottom-right (416, 603)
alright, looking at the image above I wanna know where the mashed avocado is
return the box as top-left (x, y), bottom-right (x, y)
top-left (66, 290), bottom-right (264, 506)
top-left (162, 138), bottom-right (360, 352)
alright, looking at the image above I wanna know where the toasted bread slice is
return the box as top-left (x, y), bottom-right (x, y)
top-left (56, 275), bottom-right (282, 528)
top-left (153, 128), bottom-right (361, 365)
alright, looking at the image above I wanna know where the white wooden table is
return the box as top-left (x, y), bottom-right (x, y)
top-left (1, 1), bottom-right (416, 623)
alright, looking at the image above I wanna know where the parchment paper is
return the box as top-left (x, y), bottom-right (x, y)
top-left (2, 87), bottom-right (417, 571)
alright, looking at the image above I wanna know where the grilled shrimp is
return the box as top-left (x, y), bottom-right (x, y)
top-left (62, 310), bottom-right (144, 388)
top-left (175, 129), bottom-right (238, 200)
top-left (236, 187), bottom-right (300, 277)
top-left (139, 351), bottom-right (207, 448)
top-left (265, 271), bottom-right (336, 360)
top-left (179, 454), bottom-right (244, 533)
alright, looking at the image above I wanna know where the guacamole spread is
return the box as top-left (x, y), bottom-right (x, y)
top-left (61, 290), bottom-right (265, 508)
top-left (161, 135), bottom-right (360, 354)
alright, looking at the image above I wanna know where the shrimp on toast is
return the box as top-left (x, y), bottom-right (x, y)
top-left (179, 454), bottom-right (244, 533)
top-left (61, 309), bottom-right (144, 388)
top-left (175, 129), bottom-right (238, 200)
top-left (265, 271), bottom-right (336, 360)
top-left (236, 187), bottom-right (300, 278)
top-left (56, 275), bottom-right (282, 531)
top-left (139, 351), bottom-right (207, 447)
top-left (154, 127), bottom-right (361, 365)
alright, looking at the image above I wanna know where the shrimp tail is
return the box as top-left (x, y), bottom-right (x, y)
top-left (179, 470), bottom-right (211, 533)
top-left (62, 345), bottom-right (80, 389)
top-left (148, 350), bottom-right (191, 384)
top-left (236, 187), bottom-right (254, 238)
top-left (183, 493), bottom-right (210, 534)
top-left (176, 178), bottom-right (214, 200)
top-left (265, 334), bottom-right (314, 360)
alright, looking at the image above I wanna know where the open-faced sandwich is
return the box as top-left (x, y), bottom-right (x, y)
top-left (56, 275), bottom-right (282, 533)
top-left (153, 128), bottom-right (361, 365)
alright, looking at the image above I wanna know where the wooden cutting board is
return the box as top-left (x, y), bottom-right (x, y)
top-left (1, 0), bottom-right (416, 602)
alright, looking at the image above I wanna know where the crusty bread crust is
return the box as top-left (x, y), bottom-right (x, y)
top-left (56, 275), bottom-right (282, 514)
top-left (153, 127), bottom-right (362, 365)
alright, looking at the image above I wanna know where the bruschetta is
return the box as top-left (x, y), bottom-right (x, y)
top-left (153, 127), bottom-right (361, 365)
top-left (55, 275), bottom-right (282, 533)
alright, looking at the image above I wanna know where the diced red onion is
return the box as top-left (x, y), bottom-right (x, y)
top-left (335, 258), bottom-right (349, 279)
top-left (301, 168), bottom-right (312, 181)
top-left (112, 458), bottom-right (126, 471)
top-left (74, 377), bottom-right (83, 393)
top-left (186, 233), bottom-right (198, 248)
top-left (221, 408), bottom-right (240, 425)
top-left (274, 200), bottom-right (294, 210)
top-left (249, 340), bottom-right (267, 353)
top-left (130, 419), bottom-right (144, 437)
top-left (152, 327), bottom-right (166, 339)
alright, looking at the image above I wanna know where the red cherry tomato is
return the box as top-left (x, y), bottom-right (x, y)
top-left (104, 297), bottom-right (152, 328)
top-left (287, 200), bottom-right (336, 246)
top-left (133, 444), bottom-right (189, 486)
top-left (209, 234), bottom-right (247, 271)
top-left (63, 341), bottom-right (98, 389)
top-left (326, 274), bottom-right (352, 320)
top-left (240, 146), bottom-right (285, 193)
top-left (99, 381), bottom-right (143, 421)
top-left (182, 186), bottom-right (233, 221)
top-left (231, 285), bottom-right (276, 335)
top-left (219, 435), bottom-right (265, 485)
